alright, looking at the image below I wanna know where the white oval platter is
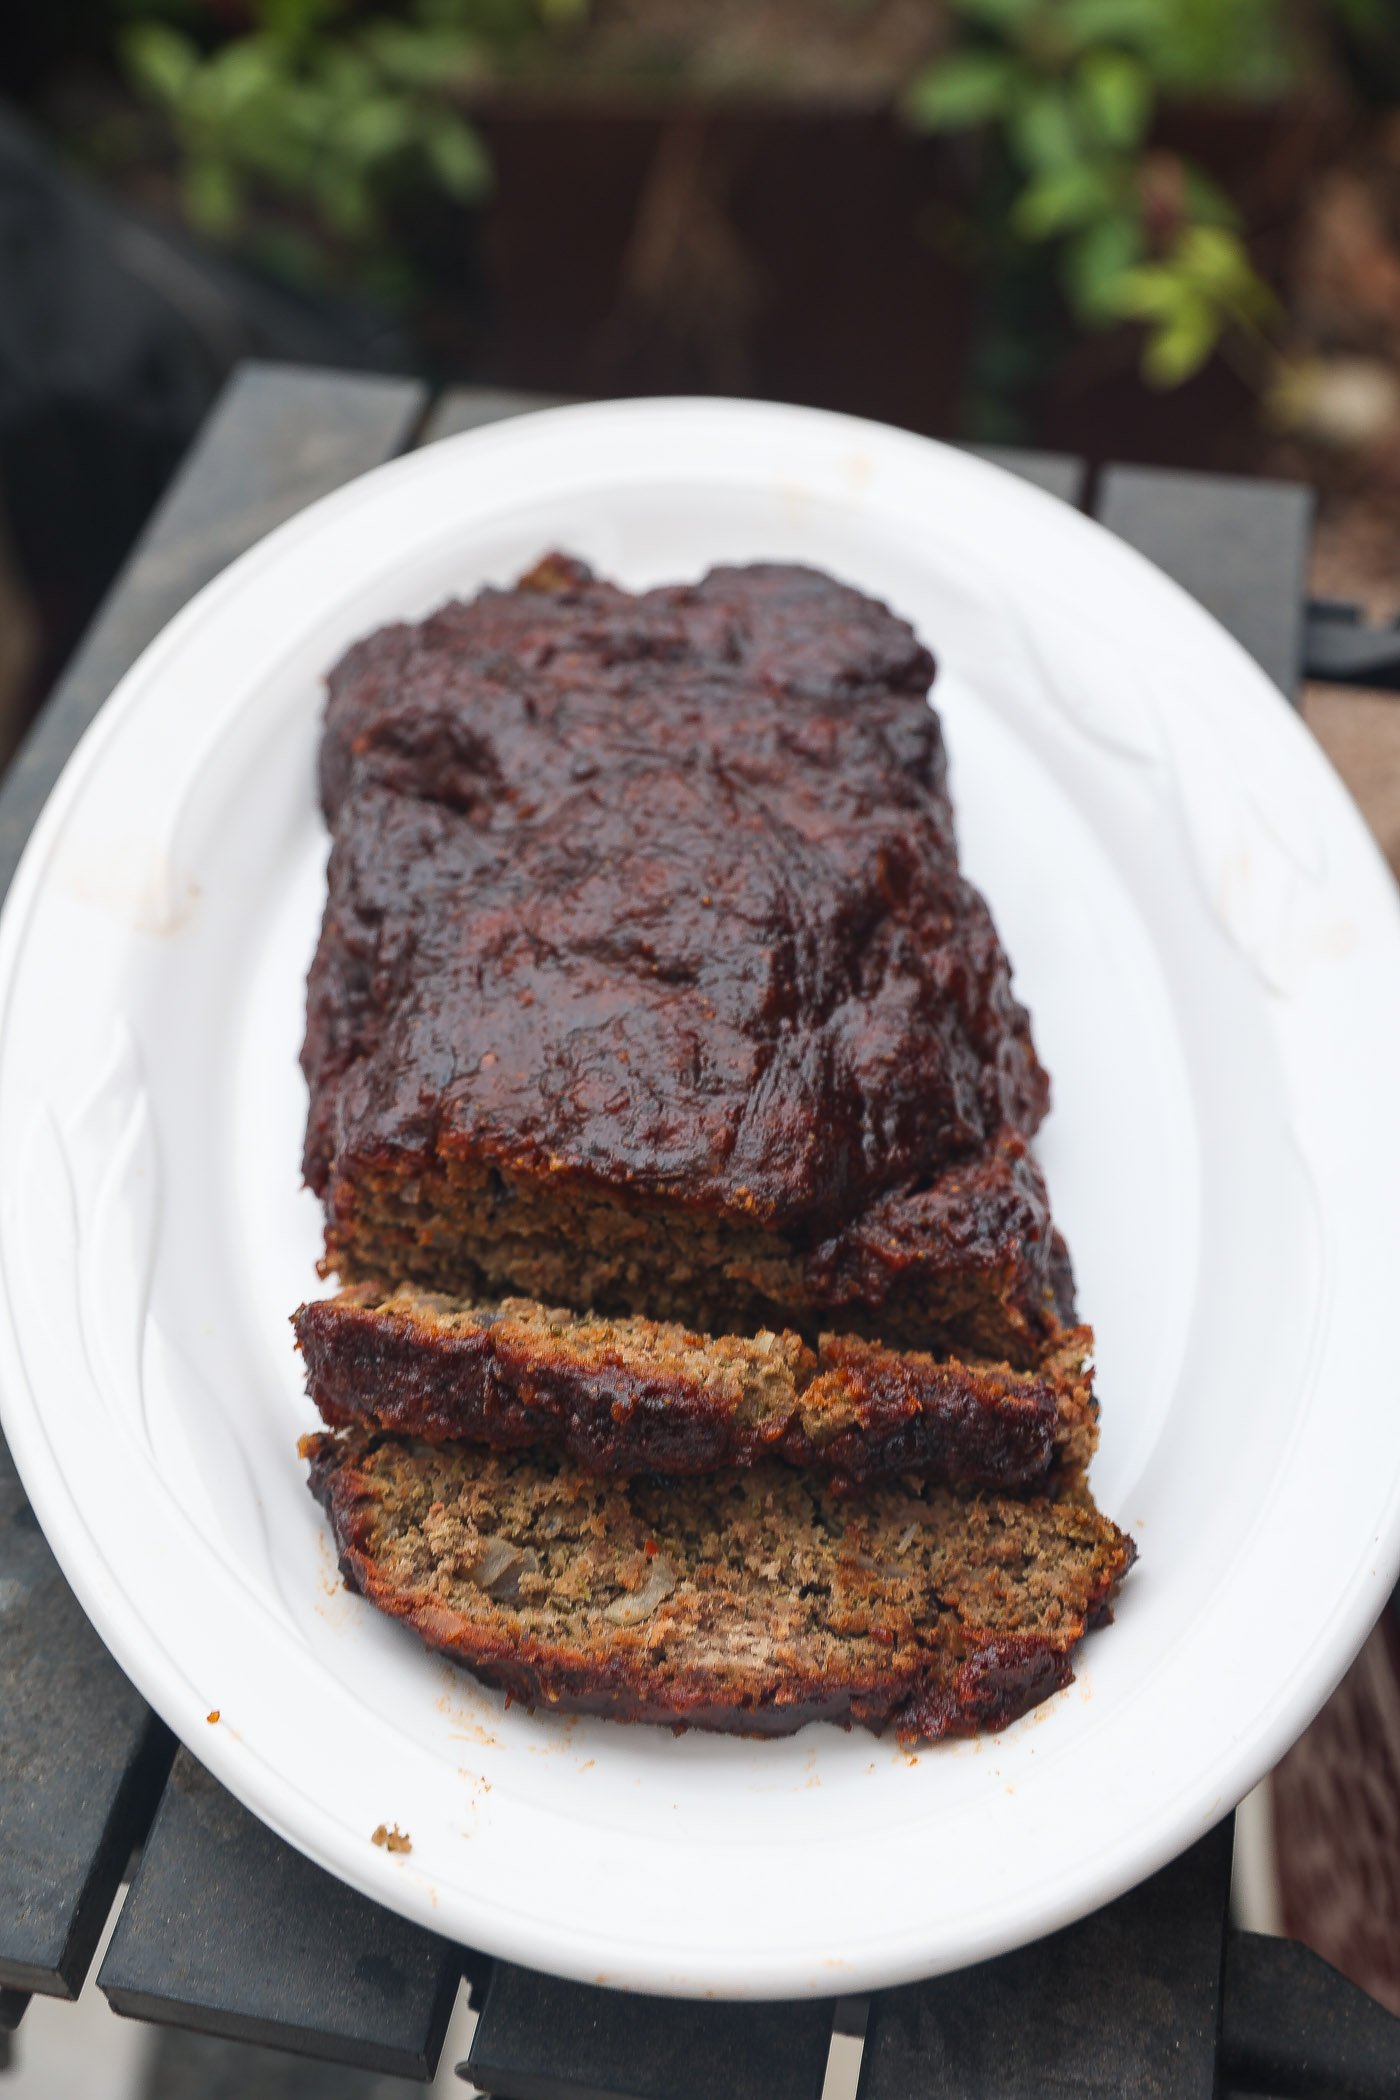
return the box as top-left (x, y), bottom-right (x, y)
top-left (1, 399), bottom-right (1398, 1998)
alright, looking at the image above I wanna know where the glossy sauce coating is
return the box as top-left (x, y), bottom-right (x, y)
top-left (303, 558), bottom-right (1060, 1342)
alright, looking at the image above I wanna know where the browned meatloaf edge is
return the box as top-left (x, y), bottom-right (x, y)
top-left (303, 1430), bottom-right (1134, 1742)
top-left (295, 1285), bottom-right (1098, 1491)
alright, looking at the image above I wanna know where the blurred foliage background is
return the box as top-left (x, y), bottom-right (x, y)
top-left (10, 0), bottom-right (1400, 445)
top-left (8, 0), bottom-right (1400, 732)
top-left (101, 0), bottom-right (1298, 391)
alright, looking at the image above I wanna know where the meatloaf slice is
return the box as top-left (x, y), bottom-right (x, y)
top-left (303, 1430), bottom-right (1134, 1741)
top-left (302, 556), bottom-right (1066, 1364)
top-left (295, 1285), bottom-right (1098, 1492)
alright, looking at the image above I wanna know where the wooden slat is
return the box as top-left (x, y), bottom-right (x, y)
top-left (860, 1820), bottom-right (1234, 2100)
top-left (0, 361), bottom-right (428, 903)
top-left (422, 386), bottom-right (572, 444)
top-left (98, 1751), bottom-right (461, 2080)
top-left (466, 1965), bottom-right (835, 2100)
top-left (971, 446), bottom-right (1086, 505)
top-left (142, 2022), bottom-right (469, 2097)
top-left (1304, 599), bottom-right (1400, 689)
top-left (1220, 1929), bottom-right (1400, 2100)
top-left (0, 1436), bottom-right (172, 1998)
top-left (0, 361), bottom-right (427, 2005)
top-left (1096, 465), bottom-right (1312, 701)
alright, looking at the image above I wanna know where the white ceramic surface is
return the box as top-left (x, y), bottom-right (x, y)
top-left (1, 399), bottom-right (1398, 1999)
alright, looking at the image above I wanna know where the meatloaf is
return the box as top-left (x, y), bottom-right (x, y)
top-left (296, 1284), bottom-right (1098, 1492)
top-left (304, 1429), bottom-right (1134, 1740)
top-left (302, 555), bottom-right (1067, 1363)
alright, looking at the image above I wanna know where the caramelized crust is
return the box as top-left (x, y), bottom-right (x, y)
top-left (295, 1285), bottom-right (1098, 1492)
top-left (304, 1431), bottom-right (1133, 1740)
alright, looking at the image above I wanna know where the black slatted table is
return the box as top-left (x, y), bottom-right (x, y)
top-left (1, 367), bottom-right (1397, 2098)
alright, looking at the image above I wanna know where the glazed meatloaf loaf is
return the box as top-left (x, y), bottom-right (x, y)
top-left (295, 1284), bottom-right (1099, 1492)
top-left (304, 1428), bottom-right (1134, 1740)
top-left (302, 554), bottom-right (1069, 1365)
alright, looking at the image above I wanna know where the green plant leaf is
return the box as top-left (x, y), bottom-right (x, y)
top-left (1142, 295), bottom-right (1218, 386)
top-left (1061, 210), bottom-right (1143, 319)
top-left (1012, 161), bottom-right (1115, 239)
top-left (1076, 50), bottom-right (1152, 149)
top-left (1144, 0), bottom-right (1296, 98)
top-left (1008, 85), bottom-right (1081, 173)
top-left (1189, 233), bottom-right (1277, 325)
top-left (200, 38), bottom-right (281, 118)
top-left (256, 0), bottom-right (342, 50)
top-left (901, 52), bottom-right (1016, 132)
top-left (318, 41), bottom-right (378, 108)
top-left (1059, 0), bottom-right (1163, 50)
top-left (360, 22), bottom-right (486, 87)
top-left (122, 23), bottom-right (200, 109)
top-left (423, 114), bottom-right (492, 201)
top-left (1109, 262), bottom-right (1193, 321)
top-left (1176, 222), bottom-right (1242, 279)
top-left (1173, 222), bottom-right (1274, 310)
top-left (237, 96), bottom-right (317, 184)
top-left (182, 155), bottom-right (242, 235)
top-left (337, 92), bottom-right (417, 164)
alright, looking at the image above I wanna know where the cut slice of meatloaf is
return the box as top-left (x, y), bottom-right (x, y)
top-left (302, 555), bottom-right (1069, 1365)
top-left (295, 1285), bottom-right (1098, 1492)
top-left (303, 1429), bottom-right (1134, 1741)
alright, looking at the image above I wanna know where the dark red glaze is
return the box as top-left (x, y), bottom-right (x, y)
top-left (294, 1292), bottom-right (1077, 1490)
top-left (302, 558), bottom-right (1060, 1342)
top-left (802, 1335), bottom-right (1058, 1490)
top-left (896, 1634), bottom-right (1077, 1740)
